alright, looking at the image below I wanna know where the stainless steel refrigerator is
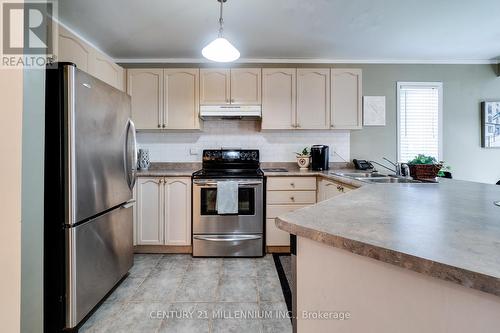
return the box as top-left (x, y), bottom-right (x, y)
top-left (44, 63), bottom-right (137, 332)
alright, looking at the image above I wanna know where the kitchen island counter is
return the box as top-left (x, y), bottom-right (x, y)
top-left (277, 178), bottom-right (500, 332)
top-left (277, 179), bottom-right (500, 297)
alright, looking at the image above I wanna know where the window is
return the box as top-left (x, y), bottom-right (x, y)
top-left (397, 82), bottom-right (443, 163)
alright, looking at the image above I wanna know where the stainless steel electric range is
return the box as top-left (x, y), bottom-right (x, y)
top-left (192, 149), bottom-right (265, 257)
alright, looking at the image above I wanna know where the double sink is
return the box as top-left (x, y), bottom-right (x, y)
top-left (332, 172), bottom-right (422, 184)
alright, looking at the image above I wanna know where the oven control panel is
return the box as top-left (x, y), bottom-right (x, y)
top-left (202, 149), bottom-right (260, 163)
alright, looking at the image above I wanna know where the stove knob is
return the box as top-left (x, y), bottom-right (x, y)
top-left (251, 152), bottom-right (258, 160)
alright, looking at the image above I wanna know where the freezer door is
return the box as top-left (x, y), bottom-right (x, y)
top-left (65, 203), bottom-right (133, 328)
top-left (66, 66), bottom-right (135, 224)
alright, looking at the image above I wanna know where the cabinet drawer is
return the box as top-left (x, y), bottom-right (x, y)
top-left (266, 218), bottom-right (290, 246)
top-left (267, 177), bottom-right (316, 191)
top-left (266, 204), bottom-right (309, 218)
top-left (267, 190), bottom-right (316, 205)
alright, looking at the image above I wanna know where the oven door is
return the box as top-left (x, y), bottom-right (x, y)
top-left (193, 179), bottom-right (263, 234)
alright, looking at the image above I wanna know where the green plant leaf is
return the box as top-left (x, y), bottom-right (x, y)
top-left (408, 154), bottom-right (438, 165)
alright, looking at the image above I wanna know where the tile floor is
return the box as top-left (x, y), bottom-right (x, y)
top-left (80, 254), bottom-right (292, 333)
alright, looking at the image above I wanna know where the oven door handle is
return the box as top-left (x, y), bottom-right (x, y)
top-left (193, 181), bottom-right (262, 187)
top-left (193, 235), bottom-right (262, 242)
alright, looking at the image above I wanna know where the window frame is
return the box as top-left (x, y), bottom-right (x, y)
top-left (396, 81), bottom-right (443, 163)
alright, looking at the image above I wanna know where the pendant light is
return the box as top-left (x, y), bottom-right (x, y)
top-left (202, 0), bottom-right (240, 62)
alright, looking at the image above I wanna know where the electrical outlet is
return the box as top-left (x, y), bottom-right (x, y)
top-left (189, 148), bottom-right (199, 155)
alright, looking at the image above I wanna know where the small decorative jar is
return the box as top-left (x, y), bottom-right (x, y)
top-left (137, 148), bottom-right (151, 170)
top-left (296, 155), bottom-right (310, 170)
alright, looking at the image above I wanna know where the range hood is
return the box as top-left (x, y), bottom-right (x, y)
top-left (200, 105), bottom-right (262, 119)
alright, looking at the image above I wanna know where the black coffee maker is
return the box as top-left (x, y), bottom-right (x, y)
top-left (311, 145), bottom-right (329, 171)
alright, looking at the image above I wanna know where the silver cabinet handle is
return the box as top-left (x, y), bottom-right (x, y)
top-left (194, 235), bottom-right (261, 242)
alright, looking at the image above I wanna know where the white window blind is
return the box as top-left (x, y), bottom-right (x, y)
top-left (397, 82), bottom-right (442, 163)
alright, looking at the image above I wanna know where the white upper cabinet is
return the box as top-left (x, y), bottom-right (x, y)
top-left (331, 68), bottom-right (362, 129)
top-left (128, 69), bottom-right (200, 130)
top-left (164, 178), bottom-right (191, 246)
top-left (200, 68), bottom-right (261, 105)
top-left (296, 68), bottom-right (330, 129)
top-left (163, 69), bottom-right (200, 129)
top-left (127, 69), bottom-right (163, 130)
top-left (89, 50), bottom-right (125, 91)
top-left (135, 178), bottom-right (164, 245)
top-left (230, 68), bottom-right (261, 104)
top-left (58, 26), bottom-right (91, 72)
top-left (262, 68), bottom-right (296, 130)
top-left (57, 25), bottom-right (125, 91)
top-left (200, 68), bottom-right (231, 104)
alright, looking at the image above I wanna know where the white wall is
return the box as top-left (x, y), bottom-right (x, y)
top-left (0, 50), bottom-right (23, 333)
top-left (21, 68), bottom-right (45, 333)
top-left (347, 64), bottom-right (500, 184)
top-left (137, 120), bottom-right (350, 163)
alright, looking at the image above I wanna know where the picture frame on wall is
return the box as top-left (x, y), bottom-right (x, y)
top-left (363, 96), bottom-right (386, 126)
top-left (481, 101), bottom-right (500, 148)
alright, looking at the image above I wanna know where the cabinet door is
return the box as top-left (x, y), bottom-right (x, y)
top-left (58, 26), bottom-right (91, 72)
top-left (164, 178), bottom-right (192, 246)
top-left (127, 69), bottom-right (163, 130)
top-left (230, 68), bottom-right (261, 104)
top-left (89, 50), bottom-right (125, 91)
top-left (296, 69), bottom-right (330, 129)
top-left (266, 218), bottom-right (290, 246)
top-left (136, 178), bottom-right (164, 245)
top-left (200, 69), bottom-right (230, 105)
top-left (262, 68), bottom-right (296, 129)
top-left (331, 69), bottom-right (362, 129)
top-left (164, 69), bottom-right (200, 129)
top-left (323, 180), bottom-right (342, 201)
top-left (318, 179), bottom-right (353, 202)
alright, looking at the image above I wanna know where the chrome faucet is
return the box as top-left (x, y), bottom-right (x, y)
top-left (369, 157), bottom-right (410, 177)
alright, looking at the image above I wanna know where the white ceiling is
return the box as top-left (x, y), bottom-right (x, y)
top-left (58, 0), bottom-right (500, 63)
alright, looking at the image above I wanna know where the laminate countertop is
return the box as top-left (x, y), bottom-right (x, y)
top-left (136, 163), bottom-right (201, 177)
top-left (276, 176), bottom-right (500, 298)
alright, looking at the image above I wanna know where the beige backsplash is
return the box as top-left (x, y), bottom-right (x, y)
top-left (137, 120), bottom-right (350, 163)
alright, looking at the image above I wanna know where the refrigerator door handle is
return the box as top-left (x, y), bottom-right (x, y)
top-left (125, 119), bottom-right (137, 189)
top-left (121, 199), bottom-right (136, 209)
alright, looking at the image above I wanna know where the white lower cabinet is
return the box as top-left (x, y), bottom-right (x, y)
top-left (135, 177), bottom-right (164, 245)
top-left (164, 178), bottom-right (192, 245)
top-left (317, 178), bottom-right (354, 202)
top-left (266, 177), bottom-right (317, 248)
top-left (134, 177), bottom-right (191, 246)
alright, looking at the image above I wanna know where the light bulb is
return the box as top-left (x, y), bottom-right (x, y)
top-left (202, 37), bottom-right (240, 62)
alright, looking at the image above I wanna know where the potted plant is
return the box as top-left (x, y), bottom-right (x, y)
top-left (407, 154), bottom-right (442, 179)
top-left (295, 147), bottom-right (311, 170)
